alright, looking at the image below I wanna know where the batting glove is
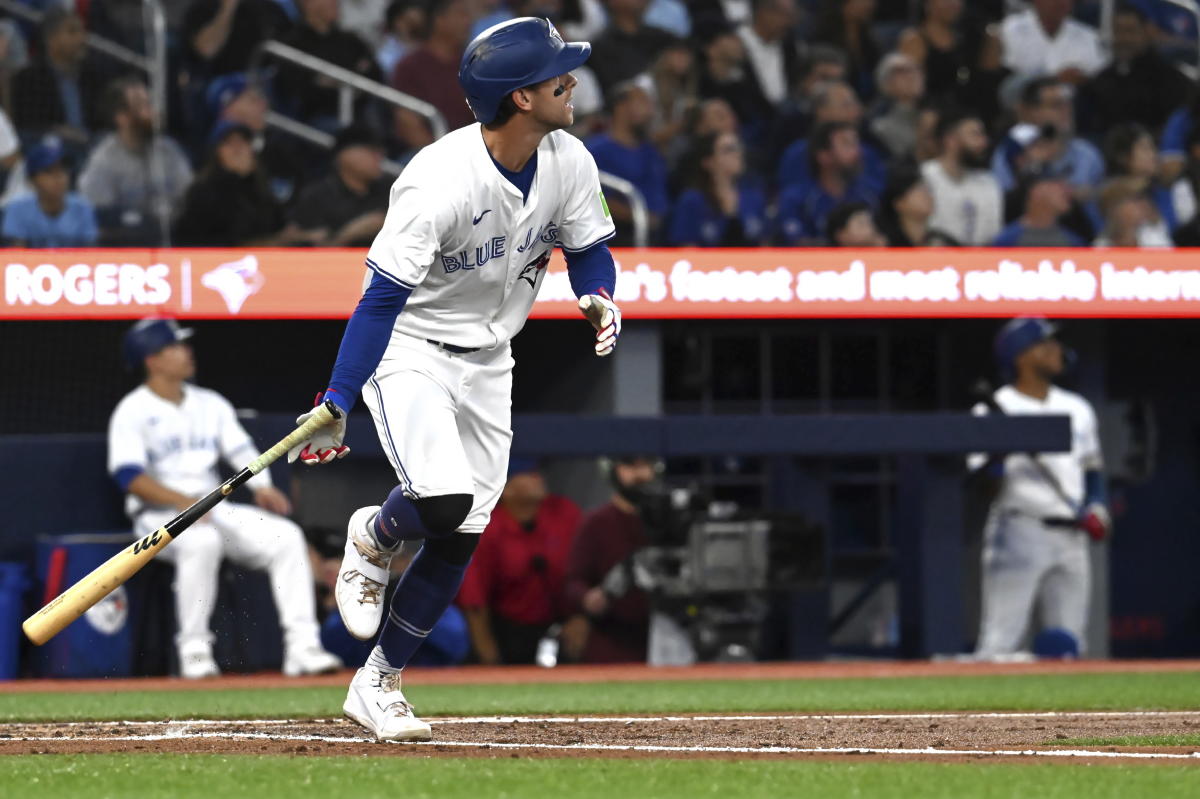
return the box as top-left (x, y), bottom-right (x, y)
top-left (287, 391), bottom-right (350, 465)
top-left (578, 288), bottom-right (621, 357)
top-left (1077, 503), bottom-right (1111, 542)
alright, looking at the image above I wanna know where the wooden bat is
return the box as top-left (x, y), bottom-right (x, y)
top-left (22, 400), bottom-right (342, 646)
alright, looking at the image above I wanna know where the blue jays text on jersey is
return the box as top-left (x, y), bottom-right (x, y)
top-left (440, 219), bottom-right (560, 273)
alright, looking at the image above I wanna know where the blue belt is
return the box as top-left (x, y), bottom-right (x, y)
top-left (426, 338), bottom-right (479, 354)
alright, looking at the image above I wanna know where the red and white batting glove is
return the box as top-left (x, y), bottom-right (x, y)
top-left (578, 288), bottom-right (621, 357)
top-left (287, 391), bottom-right (350, 465)
top-left (1077, 502), bottom-right (1111, 542)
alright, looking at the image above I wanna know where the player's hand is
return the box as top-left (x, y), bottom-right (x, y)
top-left (287, 391), bottom-right (350, 465)
top-left (578, 288), bottom-right (621, 357)
top-left (254, 485), bottom-right (293, 516)
top-left (1077, 503), bottom-right (1111, 542)
top-left (581, 587), bottom-right (609, 616)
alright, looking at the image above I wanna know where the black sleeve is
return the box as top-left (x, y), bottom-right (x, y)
top-left (172, 180), bottom-right (224, 246)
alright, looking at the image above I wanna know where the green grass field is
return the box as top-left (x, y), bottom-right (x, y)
top-left (3, 669), bottom-right (1199, 798)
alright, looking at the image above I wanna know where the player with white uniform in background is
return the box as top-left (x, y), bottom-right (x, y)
top-left (289, 18), bottom-right (621, 740)
top-left (969, 317), bottom-right (1110, 659)
top-left (108, 318), bottom-right (341, 679)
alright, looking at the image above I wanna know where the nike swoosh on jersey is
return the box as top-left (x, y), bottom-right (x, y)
top-left (472, 210), bottom-right (492, 225)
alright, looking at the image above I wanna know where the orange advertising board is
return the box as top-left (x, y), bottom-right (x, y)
top-left (4, 247), bottom-right (1200, 320)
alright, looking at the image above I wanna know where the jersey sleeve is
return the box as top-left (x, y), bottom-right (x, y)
top-left (107, 398), bottom-right (148, 479)
top-left (1077, 400), bottom-right (1104, 472)
top-left (215, 394), bottom-right (273, 491)
top-left (364, 179), bottom-right (449, 288)
top-left (558, 144), bottom-right (617, 253)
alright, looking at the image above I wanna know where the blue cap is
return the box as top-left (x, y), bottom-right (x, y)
top-left (26, 136), bottom-right (65, 176)
top-left (994, 317), bottom-right (1057, 381)
top-left (207, 72), bottom-right (250, 117)
top-left (122, 318), bottom-right (193, 370)
top-left (207, 119), bottom-right (253, 151)
top-left (507, 456), bottom-right (540, 478)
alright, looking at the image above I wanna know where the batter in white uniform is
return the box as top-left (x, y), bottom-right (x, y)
top-left (969, 317), bottom-right (1109, 659)
top-left (108, 318), bottom-right (341, 679)
top-left (289, 18), bottom-right (620, 740)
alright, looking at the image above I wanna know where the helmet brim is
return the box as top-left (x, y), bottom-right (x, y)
top-left (526, 41), bottom-right (590, 88)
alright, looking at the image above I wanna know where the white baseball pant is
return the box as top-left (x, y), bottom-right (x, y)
top-left (975, 509), bottom-right (1090, 656)
top-left (362, 333), bottom-right (514, 535)
top-left (134, 502), bottom-right (323, 655)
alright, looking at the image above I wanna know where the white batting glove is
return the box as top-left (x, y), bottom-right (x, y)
top-left (287, 392), bottom-right (350, 465)
top-left (578, 288), bottom-right (621, 357)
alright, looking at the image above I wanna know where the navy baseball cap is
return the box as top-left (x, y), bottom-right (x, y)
top-left (122, 318), bottom-right (193, 370)
top-left (26, 136), bottom-right (65, 176)
top-left (206, 72), bottom-right (250, 117)
top-left (207, 119), bottom-right (254, 151)
top-left (507, 456), bottom-right (540, 478)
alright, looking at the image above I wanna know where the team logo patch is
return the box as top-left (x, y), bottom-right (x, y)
top-left (599, 191), bottom-right (610, 219)
top-left (518, 252), bottom-right (551, 289)
top-left (202, 254), bottom-right (265, 314)
top-left (85, 584), bottom-right (128, 635)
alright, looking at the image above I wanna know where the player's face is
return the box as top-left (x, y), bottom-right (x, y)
top-left (146, 342), bottom-right (195, 381)
top-left (1023, 338), bottom-right (1064, 379)
top-left (529, 71), bottom-right (578, 131)
top-left (614, 459), bottom-right (657, 489)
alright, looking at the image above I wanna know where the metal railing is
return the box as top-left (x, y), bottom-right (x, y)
top-left (597, 171), bottom-right (649, 248)
top-left (251, 39), bottom-right (448, 139)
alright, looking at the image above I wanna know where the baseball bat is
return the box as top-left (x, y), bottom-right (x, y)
top-left (22, 400), bottom-right (342, 646)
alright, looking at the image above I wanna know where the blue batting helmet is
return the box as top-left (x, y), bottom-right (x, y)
top-left (458, 17), bottom-right (591, 125)
top-left (123, 318), bottom-right (193, 370)
top-left (994, 317), bottom-right (1057, 381)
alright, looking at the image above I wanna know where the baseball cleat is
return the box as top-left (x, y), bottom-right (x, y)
top-left (282, 644), bottom-right (343, 677)
top-left (178, 640), bottom-right (220, 680)
top-left (335, 505), bottom-right (394, 640)
top-left (343, 665), bottom-right (432, 741)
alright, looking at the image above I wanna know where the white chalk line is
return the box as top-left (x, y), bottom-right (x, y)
top-left (5, 730), bottom-right (1200, 761)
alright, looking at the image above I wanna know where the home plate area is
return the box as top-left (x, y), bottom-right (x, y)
top-left (3, 712), bottom-right (1200, 763)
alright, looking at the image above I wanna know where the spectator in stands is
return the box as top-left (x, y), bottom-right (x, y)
top-left (897, 0), bottom-right (1006, 124)
top-left (182, 0), bottom-right (292, 77)
top-left (694, 22), bottom-right (760, 134)
top-left (921, 108), bottom-right (1003, 246)
top-left (992, 78), bottom-right (1104, 197)
top-left (78, 77), bottom-right (194, 246)
top-left (733, 0), bottom-right (799, 128)
top-left (999, 0), bottom-right (1106, 84)
top-left (868, 52), bottom-right (925, 162)
top-left (289, 123), bottom-right (389, 246)
top-left (376, 0), bottom-right (425, 76)
top-left (812, 0), bottom-right (880, 99)
top-left (826, 200), bottom-right (884, 246)
top-left (992, 175), bottom-right (1084, 246)
top-left (585, 81), bottom-right (670, 243)
top-left (173, 120), bottom-right (327, 246)
top-left (1079, 3), bottom-right (1188, 138)
top-left (391, 0), bottom-right (474, 148)
top-left (1093, 176), bottom-right (1172, 248)
top-left (588, 0), bottom-right (677, 93)
top-left (339, 0), bottom-right (389, 45)
top-left (563, 456), bottom-right (657, 664)
top-left (1, 136), bottom-right (97, 247)
top-left (274, 0), bottom-right (383, 129)
top-left (1102, 122), bottom-right (1188, 234)
top-left (0, 105), bottom-right (23, 203)
top-left (776, 120), bottom-right (877, 245)
top-left (877, 164), bottom-right (959, 247)
top-left (763, 43), bottom-right (848, 171)
top-left (646, 37), bottom-right (698, 155)
top-left (777, 80), bottom-right (885, 194)
top-left (10, 9), bottom-right (104, 144)
top-left (457, 459), bottom-right (581, 665)
top-left (0, 16), bottom-right (29, 107)
top-left (667, 131), bottom-right (768, 246)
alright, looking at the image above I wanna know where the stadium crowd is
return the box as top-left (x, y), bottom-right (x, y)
top-left (0, 0), bottom-right (1198, 248)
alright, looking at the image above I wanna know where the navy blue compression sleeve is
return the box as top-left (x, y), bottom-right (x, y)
top-left (563, 240), bottom-right (616, 298)
top-left (324, 270), bottom-right (412, 413)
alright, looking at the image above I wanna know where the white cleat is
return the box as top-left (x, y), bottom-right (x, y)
top-left (283, 644), bottom-right (343, 677)
top-left (343, 665), bottom-right (432, 742)
top-left (335, 505), bottom-right (394, 640)
top-left (178, 640), bottom-right (220, 680)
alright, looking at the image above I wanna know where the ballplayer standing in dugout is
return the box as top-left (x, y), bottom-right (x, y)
top-left (288, 18), bottom-right (620, 741)
top-left (969, 317), bottom-right (1110, 659)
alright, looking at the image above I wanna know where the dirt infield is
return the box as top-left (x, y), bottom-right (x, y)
top-left (3, 711), bottom-right (1199, 764)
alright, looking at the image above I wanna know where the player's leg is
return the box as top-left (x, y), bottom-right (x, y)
top-left (136, 509), bottom-right (223, 678)
top-left (975, 512), bottom-right (1047, 658)
top-left (1037, 531), bottom-right (1091, 654)
top-left (210, 503), bottom-right (341, 675)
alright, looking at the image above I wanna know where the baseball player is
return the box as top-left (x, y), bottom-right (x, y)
top-left (289, 17), bottom-right (620, 741)
top-left (108, 318), bottom-right (341, 679)
top-left (969, 317), bottom-right (1109, 659)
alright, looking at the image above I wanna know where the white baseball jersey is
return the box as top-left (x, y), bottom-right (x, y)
top-left (365, 124), bottom-right (615, 351)
top-left (921, 159), bottom-right (1004, 246)
top-left (107, 384), bottom-right (272, 517)
top-left (969, 384), bottom-right (1103, 518)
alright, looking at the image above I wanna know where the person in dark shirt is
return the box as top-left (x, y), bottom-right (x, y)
top-left (811, 0), bottom-right (881, 99)
top-left (563, 456), bottom-right (658, 664)
top-left (182, 0), bottom-right (292, 77)
top-left (877, 164), bottom-right (959, 247)
top-left (173, 120), bottom-right (327, 246)
top-left (667, 131), bottom-right (768, 246)
top-left (776, 120), bottom-right (878, 245)
top-left (10, 9), bottom-right (105, 144)
top-left (585, 81), bottom-right (670, 244)
top-left (391, 0), bottom-right (475, 148)
top-left (588, 0), bottom-right (677, 93)
top-left (289, 123), bottom-right (391, 246)
top-left (274, 0), bottom-right (384, 128)
top-left (776, 80), bottom-right (886, 194)
top-left (457, 459), bottom-right (582, 665)
top-left (993, 175), bottom-right (1085, 247)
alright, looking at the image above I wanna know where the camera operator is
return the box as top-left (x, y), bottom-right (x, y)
top-left (562, 455), bottom-right (659, 663)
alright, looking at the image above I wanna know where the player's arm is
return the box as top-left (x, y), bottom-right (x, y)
top-left (560, 144), bottom-right (621, 357)
top-left (214, 395), bottom-right (290, 514)
top-left (1078, 404), bottom-right (1111, 541)
top-left (124, 472), bottom-right (197, 513)
top-left (462, 607), bottom-right (502, 666)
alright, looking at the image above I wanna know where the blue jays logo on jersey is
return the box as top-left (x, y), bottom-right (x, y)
top-left (442, 235), bottom-right (507, 273)
top-left (518, 251), bottom-right (551, 289)
top-left (516, 220), bottom-right (559, 254)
